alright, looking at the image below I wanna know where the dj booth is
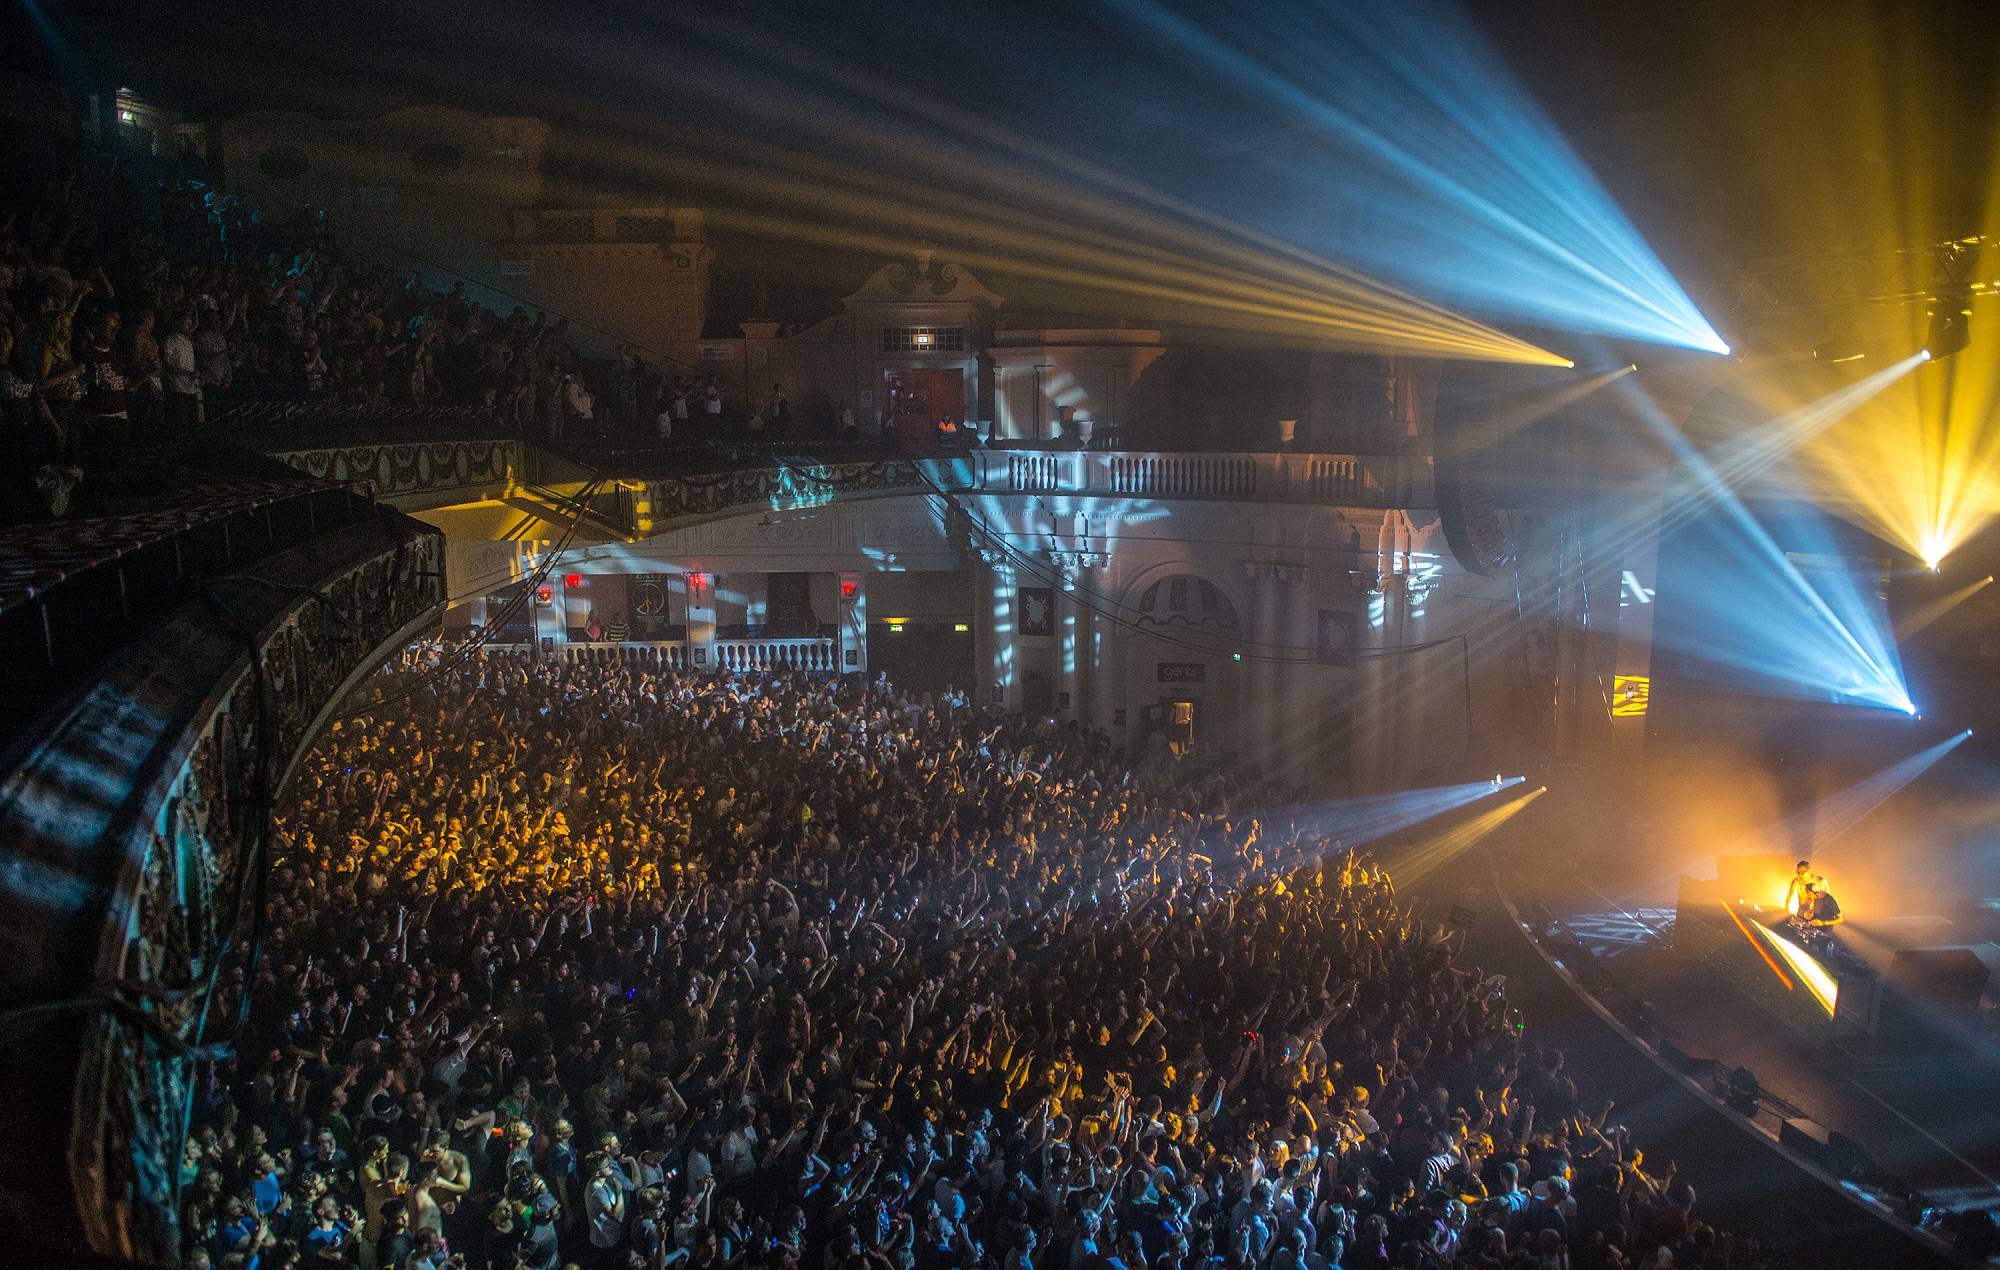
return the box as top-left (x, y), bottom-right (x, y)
top-left (1678, 855), bottom-right (1995, 1052)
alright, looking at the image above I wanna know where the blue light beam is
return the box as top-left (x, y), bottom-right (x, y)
top-left (1794, 730), bottom-right (1973, 850)
top-left (1105, 0), bottom-right (1728, 353)
top-left (1248, 777), bottom-right (1528, 877)
top-left (1584, 362), bottom-right (1917, 713)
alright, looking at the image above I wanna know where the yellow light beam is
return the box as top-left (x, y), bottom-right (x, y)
top-left (419, 24), bottom-right (1568, 366)
top-left (1441, 365), bottom-right (1635, 458)
top-left (1895, 574), bottom-right (1995, 639)
top-left (1389, 785), bottom-right (1546, 887)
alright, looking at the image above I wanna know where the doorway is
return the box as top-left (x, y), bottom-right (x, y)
top-left (884, 367), bottom-right (966, 448)
top-left (1166, 697), bottom-right (1197, 757)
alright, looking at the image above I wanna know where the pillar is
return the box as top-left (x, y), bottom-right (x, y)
top-left (973, 552), bottom-right (1017, 710)
top-left (686, 569), bottom-right (716, 673)
top-left (1272, 564), bottom-right (1317, 790)
top-left (1058, 573), bottom-right (1084, 719)
top-left (838, 571), bottom-right (866, 675)
top-left (1355, 572), bottom-right (1396, 789)
top-left (1089, 590), bottom-right (1122, 737)
top-left (1242, 562), bottom-right (1282, 776)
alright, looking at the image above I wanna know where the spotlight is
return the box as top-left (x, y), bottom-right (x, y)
top-left (1923, 289), bottom-right (1971, 361)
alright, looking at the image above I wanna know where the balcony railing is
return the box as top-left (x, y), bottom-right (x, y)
top-left (713, 637), bottom-right (839, 673)
top-left (497, 637), bottom-right (841, 675)
top-left (937, 449), bottom-right (1432, 507)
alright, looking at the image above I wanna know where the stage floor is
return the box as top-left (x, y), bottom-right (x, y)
top-left (1528, 880), bottom-right (2000, 1216)
top-left (1388, 849), bottom-right (1964, 1268)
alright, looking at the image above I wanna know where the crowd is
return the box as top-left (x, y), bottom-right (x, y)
top-left (179, 650), bottom-right (1761, 1270)
top-left (0, 147), bottom-right (758, 519)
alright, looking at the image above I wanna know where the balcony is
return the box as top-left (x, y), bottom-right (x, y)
top-left (937, 448), bottom-right (1433, 507)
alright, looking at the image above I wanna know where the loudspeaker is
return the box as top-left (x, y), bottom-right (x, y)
top-left (1779, 1117), bottom-right (1832, 1164)
top-left (1826, 1132), bottom-right (1874, 1180)
top-left (1830, 963), bottom-right (1880, 1034)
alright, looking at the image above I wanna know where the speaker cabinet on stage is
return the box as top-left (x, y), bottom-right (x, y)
top-left (1778, 1117), bottom-right (1833, 1167)
top-left (1831, 963), bottom-right (1880, 1037)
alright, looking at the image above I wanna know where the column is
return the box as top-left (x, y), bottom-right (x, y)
top-left (838, 571), bottom-right (866, 675)
top-left (1272, 564), bottom-right (1317, 790)
top-left (1241, 562), bottom-right (1281, 776)
top-left (1089, 592), bottom-right (1122, 737)
top-left (686, 570), bottom-right (717, 673)
top-left (1057, 570), bottom-right (1083, 719)
top-left (1354, 570), bottom-right (1396, 789)
top-left (972, 552), bottom-right (1016, 710)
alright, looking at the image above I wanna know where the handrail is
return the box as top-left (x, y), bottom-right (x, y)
top-left (261, 433), bottom-right (1435, 525)
top-left (941, 449), bottom-right (1432, 506)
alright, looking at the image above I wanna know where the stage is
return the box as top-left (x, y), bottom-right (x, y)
top-left (1516, 854), bottom-right (2000, 1223)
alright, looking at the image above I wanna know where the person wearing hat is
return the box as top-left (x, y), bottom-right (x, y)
top-left (516, 1180), bottom-right (562, 1270)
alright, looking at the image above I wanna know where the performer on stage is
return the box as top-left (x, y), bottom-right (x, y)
top-left (1795, 880), bottom-right (1843, 928)
top-left (1783, 859), bottom-right (1825, 918)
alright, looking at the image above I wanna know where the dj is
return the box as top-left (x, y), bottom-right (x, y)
top-left (1783, 860), bottom-right (1825, 918)
top-left (1796, 880), bottom-right (1844, 928)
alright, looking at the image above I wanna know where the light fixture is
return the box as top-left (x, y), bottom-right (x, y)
top-left (1924, 290), bottom-right (1970, 361)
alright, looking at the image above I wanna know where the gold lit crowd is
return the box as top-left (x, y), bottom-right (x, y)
top-left (186, 651), bottom-right (1731, 1270)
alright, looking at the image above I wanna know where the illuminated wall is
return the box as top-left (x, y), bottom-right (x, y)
top-left (421, 468), bottom-right (1540, 791)
top-left (991, 329), bottom-right (1168, 442)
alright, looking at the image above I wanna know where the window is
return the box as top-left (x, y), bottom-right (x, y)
top-left (882, 326), bottom-right (965, 352)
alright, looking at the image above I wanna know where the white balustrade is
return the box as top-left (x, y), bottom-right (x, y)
top-left (711, 638), bottom-right (839, 673)
top-left (942, 450), bottom-right (1429, 506)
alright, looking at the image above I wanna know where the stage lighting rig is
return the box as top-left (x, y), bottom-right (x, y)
top-left (1924, 287), bottom-right (1972, 361)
